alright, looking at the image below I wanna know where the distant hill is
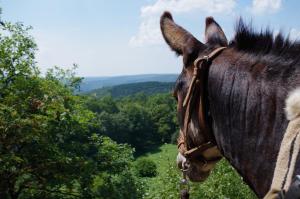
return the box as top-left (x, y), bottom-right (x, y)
top-left (80, 74), bottom-right (177, 92)
top-left (86, 81), bottom-right (174, 98)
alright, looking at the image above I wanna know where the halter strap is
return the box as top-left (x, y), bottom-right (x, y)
top-left (180, 46), bottom-right (227, 161)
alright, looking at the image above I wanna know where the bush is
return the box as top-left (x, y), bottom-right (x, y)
top-left (135, 158), bottom-right (158, 177)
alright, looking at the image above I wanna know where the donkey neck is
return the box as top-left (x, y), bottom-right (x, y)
top-left (206, 49), bottom-right (289, 198)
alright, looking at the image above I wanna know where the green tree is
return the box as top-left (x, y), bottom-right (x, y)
top-left (146, 94), bottom-right (177, 143)
top-left (85, 95), bottom-right (118, 114)
top-left (120, 103), bottom-right (155, 152)
top-left (85, 92), bottom-right (178, 153)
top-left (135, 158), bottom-right (157, 177)
top-left (91, 136), bottom-right (142, 199)
top-left (0, 20), bottom-right (142, 199)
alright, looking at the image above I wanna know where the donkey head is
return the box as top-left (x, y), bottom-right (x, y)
top-left (160, 11), bottom-right (227, 182)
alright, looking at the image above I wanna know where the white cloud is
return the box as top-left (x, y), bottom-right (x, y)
top-left (130, 0), bottom-right (236, 47)
top-left (141, 0), bottom-right (236, 17)
top-left (129, 17), bottom-right (163, 47)
top-left (290, 28), bottom-right (300, 41)
top-left (250, 0), bottom-right (282, 15)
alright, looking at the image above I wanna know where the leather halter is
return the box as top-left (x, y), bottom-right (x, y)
top-left (178, 46), bottom-right (227, 162)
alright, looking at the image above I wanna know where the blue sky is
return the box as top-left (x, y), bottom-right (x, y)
top-left (1, 0), bottom-right (300, 77)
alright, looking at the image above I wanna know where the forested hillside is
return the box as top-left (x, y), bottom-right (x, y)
top-left (80, 74), bottom-right (177, 92)
top-left (86, 81), bottom-right (174, 98)
top-left (84, 93), bottom-right (178, 151)
top-left (0, 9), bottom-right (256, 199)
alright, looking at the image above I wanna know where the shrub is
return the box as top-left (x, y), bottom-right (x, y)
top-left (135, 158), bottom-right (158, 177)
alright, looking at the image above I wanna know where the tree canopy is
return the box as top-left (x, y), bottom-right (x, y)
top-left (0, 20), bottom-right (142, 199)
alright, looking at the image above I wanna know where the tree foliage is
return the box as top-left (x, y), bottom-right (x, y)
top-left (86, 81), bottom-right (174, 98)
top-left (135, 158), bottom-right (157, 177)
top-left (0, 21), bottom-right (142, 199)
top-left (85, 93), bottom-right (178, 152)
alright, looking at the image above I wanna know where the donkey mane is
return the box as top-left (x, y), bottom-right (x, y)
top-left (229, 19), bottom-right (300, 63)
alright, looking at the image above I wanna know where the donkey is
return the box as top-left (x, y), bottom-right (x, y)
top-left (160, 11), bottom-right (300, 198)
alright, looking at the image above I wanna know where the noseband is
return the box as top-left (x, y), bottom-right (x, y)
top-left (178, 46), bottom-right (227, 163)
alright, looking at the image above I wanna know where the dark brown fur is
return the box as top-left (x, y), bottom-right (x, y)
top-left (207, 24), bottom-right (300, 196)
top-left (161, 11), bottom-right (300, 198)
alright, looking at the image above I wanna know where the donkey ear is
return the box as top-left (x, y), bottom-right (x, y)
top-left (160, 11), bottom-right (203, 56)
top-left (205, 17), bottom-right (228, 46)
